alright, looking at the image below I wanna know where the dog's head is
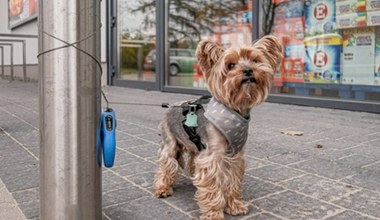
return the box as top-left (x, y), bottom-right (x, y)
top-left (196, 35), bottom-right (282, 114)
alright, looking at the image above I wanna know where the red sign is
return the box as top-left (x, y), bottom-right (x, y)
top-left (314, 3), bottom-right (328, 20)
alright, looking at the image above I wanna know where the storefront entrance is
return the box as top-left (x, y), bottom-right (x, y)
top-left (109, 0), bottom-right (380, 113)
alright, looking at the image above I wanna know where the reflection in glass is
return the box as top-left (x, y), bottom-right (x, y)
top-left (166, 0), bottom-right (252, 88)
top-left (118, 0), bottom-right (156, 81)
top-left (266, 0), bottom-right (380, 102)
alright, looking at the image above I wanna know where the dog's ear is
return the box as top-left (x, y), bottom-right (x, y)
top-left (196, 40), bottom-right (224, 78)
top-left (253, 35), bottom-right (282, 71)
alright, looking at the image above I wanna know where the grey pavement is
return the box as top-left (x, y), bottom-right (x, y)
top-left (0, 79), bottom-right (380, 220)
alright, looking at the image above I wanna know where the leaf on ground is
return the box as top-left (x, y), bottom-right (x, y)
top-left (281, 130), bottom-right (304, 136)
top-left (315, 144), bottom-right (323, 148)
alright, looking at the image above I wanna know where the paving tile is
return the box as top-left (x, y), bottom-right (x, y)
top-left (245, 156), bottom-right (272, 169)
top-left (1, 167), bottom-right (39, 192)
top-left (127, 171), bottom-right (156, 189)
top-left (116, 138), bottom-right (151, 150)
top-left (102, 171), bottom-right (130, 193)
top-left (19, 201), bottom-right (39, 219)
top-left (255, 190), bottom-right (342, 220)
top-left (111, 150), bottom-right (140, 168)
top-left (12, 187), bottom-right (39, 205)
top-left (325, 210), bottom-right (376, 220)
top-left (190, 205), bottom-right (260, 220)
top-left (111, 159), bottom-right (156, 177)
top-left (247, 164), bottom-right (305, 183)
top-left (243, 176), bottom-right (284, 200)
top-left (245, 144), bottom-right (290, 160)
top-left (307, 138), bottom-right (361, 150)
top-left (336, 154), bottom-right (379, 169)
top-left (103, 196), bottom-right (191, 220)
top-left (333, 190), bottom-right (380, 218)
top-left (246, 212), bottom-right (282, 220)
top-left (341, 170), bottom-right (380, 192)
top-left (102, 183), bottom-right (150, 207)
top-left (280, 174), bottom-right (357, 202)
top-left (290, 158), bottom-right (359, 180)
top-left (159, 176), bottom-right (198, 212)
top-left (347, 144), bottom-right (380, 160)
top-left (135, 133), bottom-right (161, 143)
top-left (8, 180), bottom-right (39, 220)
top-left (126, 144), bottom-right (160, 159)
top-left (266, 151), bottom-right (311, 165)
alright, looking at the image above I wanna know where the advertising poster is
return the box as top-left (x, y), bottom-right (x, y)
top-left (282, 37), bottom-right (305, 83)
top-left (9, 0), bottom-right (38, 29)
top-left (304, 34), bottom-right (342, 83)
top-left (341, 27), bottom-right (375, 85)
top-left (374, 27), bottom-right (380, 85)
top-left (304, 0), bottom-right (337, 36)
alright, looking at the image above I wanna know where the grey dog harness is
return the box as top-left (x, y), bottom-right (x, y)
top-left (204, 97), bottom-right (250, 153)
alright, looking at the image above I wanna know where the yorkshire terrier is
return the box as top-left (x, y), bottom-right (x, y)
top-left (154, 35), bottom-right (282, 220)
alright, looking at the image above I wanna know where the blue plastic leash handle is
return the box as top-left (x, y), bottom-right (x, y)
top-left (101, 108), bottom-right (117, 168)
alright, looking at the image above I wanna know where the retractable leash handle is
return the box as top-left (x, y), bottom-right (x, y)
top-left (101, 108), bottom-right (117, 168)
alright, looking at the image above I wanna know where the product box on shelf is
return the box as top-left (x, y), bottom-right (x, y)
top-left (304, 34), bottom-right (342, 83)
top-left (272, 0), bottom-right (305, 39)
top-left (336, 0), bottom-right (366, 14)
top-left (273, 17), bottom-right (305, 39)
top-left (282, 37), bottom-right (305, 83)
top-left (341, 27), bottom-right (376, 85)
top-left (336, 12), bottom-right (367, 29)
top-left (367, 10), bottom-right (380, 26)
top-left (375, 27), bottom-right (380, 85)
top-left (282, 58), bottom-right (305, 83)
top-left (304, 0), bottom-right (337, 36)
top-left (366, 0), bottom-right (380, 11)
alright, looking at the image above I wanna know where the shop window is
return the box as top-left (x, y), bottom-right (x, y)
top-left (167, 0), bottom-right (252, 88)
top-left (267, 0), bottom-right (380, 102)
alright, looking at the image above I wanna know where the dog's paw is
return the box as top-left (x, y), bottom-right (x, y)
top-left (154, 187), bottom-right (173, 198)
top-left (200, 211), bottom-right (225, 220)
top-left (224, 200), bottom-right (249, 216)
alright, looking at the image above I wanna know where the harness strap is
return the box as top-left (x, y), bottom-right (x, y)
top-left (181, 95), bottom-right (211, 151)
top-left (183, 124), bottom-right (206, 151)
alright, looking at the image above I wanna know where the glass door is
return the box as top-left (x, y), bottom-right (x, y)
top-left (114, 0), bottom-right (159, 89)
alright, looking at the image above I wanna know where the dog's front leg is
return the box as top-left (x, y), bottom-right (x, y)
top-left (223, 150), bottom-right (249, 216)
top-left (192, 150), bottom-right (226, 220)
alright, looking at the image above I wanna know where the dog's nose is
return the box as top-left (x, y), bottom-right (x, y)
top-left (243, 68), bottom-right (253, 77)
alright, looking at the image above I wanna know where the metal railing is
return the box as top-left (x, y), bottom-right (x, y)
top-left (0, 43), bottom-right (14, 80)
top-left (0, 34), bottom-right (38, 81)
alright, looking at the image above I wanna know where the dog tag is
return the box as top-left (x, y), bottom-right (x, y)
top-left (185, 112), bottom-right (198, 127)
top-left (185, 105), bottom-right (198, 127)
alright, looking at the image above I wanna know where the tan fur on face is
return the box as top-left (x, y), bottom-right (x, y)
top-left (154, 36), bottom-right (282, 220)
top-left (197, 36), bottom-right (282, 115)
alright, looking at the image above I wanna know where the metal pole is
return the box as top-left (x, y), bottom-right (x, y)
top-left (10, 44), bottom-right (14, 81)
top-left (38, 0), bottom-right (102, 219)
top-left (22, 41), bottom-right (27, 81)
top-left (0, 47), bottom-right (4, 79)
top-left (106, 0), bottom-right (118, 85)
top-left (252, 0), bottom-right (260, 41)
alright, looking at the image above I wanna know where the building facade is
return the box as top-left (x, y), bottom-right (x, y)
top-left (1, 0), bottom-right (380, 112)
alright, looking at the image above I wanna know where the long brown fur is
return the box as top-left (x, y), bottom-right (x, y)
top-left (154, 35), bottom-right (282, 220)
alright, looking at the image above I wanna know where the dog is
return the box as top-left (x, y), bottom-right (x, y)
top-left (154, 35), bottom-right (282, 220)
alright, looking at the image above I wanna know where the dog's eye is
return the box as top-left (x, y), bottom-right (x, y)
top-left (227, 63), bottom-right (235, 70)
